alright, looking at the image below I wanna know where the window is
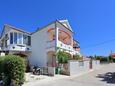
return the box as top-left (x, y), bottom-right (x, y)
top-left (10, 32), bottom-right (13, 44)
top-left (5, 34), bottom-right (8, 47)
top-left (14, 32), bottom-right (17, 44)
top-left (23, 35), bottom-right (31, 46)
top-left (23, 34), bottom-right (28, 45)
top-left (28, 36), bottom-right (31, 46)
top-left (18, 33), bottom-right (22, 44)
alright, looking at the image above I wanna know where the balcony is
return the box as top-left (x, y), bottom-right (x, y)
top-left (47, 28), bottom-right (80, 55)
top-left (3, 44), bottom-right (31, 52)
top-left (58, 41), bottom-right (81, 55)
top-left (57, 41), bottom-right (73, 51)
top-left (46, 40), bottom-right (81, 54)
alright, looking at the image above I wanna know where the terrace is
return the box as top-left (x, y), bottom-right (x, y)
top-left (47, 27), bottom-right (80, 56)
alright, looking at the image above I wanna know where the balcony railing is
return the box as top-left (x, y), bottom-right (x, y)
top-left (46, 40), bottom-right (81, 55)
top-left (2, 44), bottom-right (31, 51)
top-left (57, 41), bottom-right (73, 51)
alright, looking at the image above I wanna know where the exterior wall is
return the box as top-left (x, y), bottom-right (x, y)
top-left (68, 60), bottom-right (90, 76)
top-left (92, 60), bottom-right (100, 69)
top-left (48, 67), bottom-right (55, 76)
top-left (1, 25), bottom-right (31, 52)
top-left (68, 60), bottom-right (100, 76)
top-left (30, 23), bottom-right (56, 67)
top-left (0, 26), bottom-right (12, 48)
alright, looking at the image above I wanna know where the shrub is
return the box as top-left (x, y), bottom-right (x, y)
top-left (57, 51), bottom-right (69, 63)
top-left (73, 54), bottom-right (82, 60)
top-left (0, 57), bottom-right (4, 80)
top-left (3, 55), bottom-right (26, 86)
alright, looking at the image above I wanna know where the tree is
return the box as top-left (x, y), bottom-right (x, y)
top-left (57, 50), bottom-right (69, 64)
top-left (73, 54), bottom-right (82, 60)
top-left (108, 55), bottom-right (113, 63)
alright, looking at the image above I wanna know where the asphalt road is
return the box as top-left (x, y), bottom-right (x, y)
top-left (33, 63), bottom-right (115, 86)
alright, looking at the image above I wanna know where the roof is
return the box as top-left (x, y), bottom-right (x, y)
top-left (0, 24), bottom-right (31, 38)
top-left (5, 24), bottom-right (31, 34)
top-left (32, 19), bottom-right (74, 34)
top-left (111, 53), bottom-right (115, 57)
top-left (73, 39), bottom-right (79, 44)
top-left (0, 20), bottom-right (74, 37)
top-left (57, 20), bottom-right (73, 32)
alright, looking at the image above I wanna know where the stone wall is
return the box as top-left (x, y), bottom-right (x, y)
top-left (68, 60), bottom-right (100, 76)
top-left (92, 60), bottom-right (100, 69)
top-left (48, 67), bottom-right (55, 76)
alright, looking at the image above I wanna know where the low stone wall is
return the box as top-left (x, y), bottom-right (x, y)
top-left (68, 60), bottom-right (90, 76)
top-left (48, 67), bottom-right (55, 76)
top-left (92, 60), bottom-right (100, 69)
top-left (68, 60), bottom-right (100, 76)
top-left (47, 60), bottom-right (100, 76)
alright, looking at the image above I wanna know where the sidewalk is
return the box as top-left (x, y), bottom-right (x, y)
top-left (23, 74), bottom-right (69, 86)
top-left (23, 64), bottom-right (104, 86)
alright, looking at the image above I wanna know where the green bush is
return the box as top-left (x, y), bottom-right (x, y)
top-left (57, 51), bottom-right (69, 63)
top-left (108, 55), bottom-right (113, 63)
top-left (73, 54), bottom-right (82, 60)
top-left (0, 57), bottom-right (4, 80)
top-left (3, 55), bottom-right (26, 86)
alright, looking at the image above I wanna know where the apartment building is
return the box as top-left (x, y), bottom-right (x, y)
top-left (0, 20), bottom-right (81, 68)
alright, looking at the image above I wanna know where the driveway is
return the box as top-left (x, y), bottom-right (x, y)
top-left (24, 63), bottom-right (115, 86)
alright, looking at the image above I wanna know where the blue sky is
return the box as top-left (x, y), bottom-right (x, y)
top-left (0, 0), bottom-right (115, 56)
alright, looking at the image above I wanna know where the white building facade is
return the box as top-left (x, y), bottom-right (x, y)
top-left (0, 20), bottom-right (81, 68)
top-left (29, 20), bottom-right (81, 68)
top-left (0, 24), bottom-right (31, 57)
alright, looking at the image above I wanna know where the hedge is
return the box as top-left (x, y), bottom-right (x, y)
top-left (0, 55), bottom-right (26, 86)
top-left (0, 57), bottom-right (4, 80)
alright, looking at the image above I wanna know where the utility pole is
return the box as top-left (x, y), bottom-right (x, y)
top-left (110, 50), bottom-right (112, 55)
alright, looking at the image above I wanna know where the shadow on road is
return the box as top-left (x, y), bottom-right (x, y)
top-left (96, 72), bottom-right (115, 84)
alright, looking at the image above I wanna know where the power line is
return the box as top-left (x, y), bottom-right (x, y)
top-left (81, 38), bottom-right (115, 50)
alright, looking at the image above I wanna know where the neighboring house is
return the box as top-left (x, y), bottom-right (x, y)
top-left (0, 20), bottom-right (81, 68)
top-left (111, 53), bottom-right (115, 58)
top-left (0, 24), bottom-right (31, 57)
top-left (29, 20), bottom-right (81, 67)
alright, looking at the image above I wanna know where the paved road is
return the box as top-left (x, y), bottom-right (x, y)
top-left (32, 63), bottom-right (115, 86)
